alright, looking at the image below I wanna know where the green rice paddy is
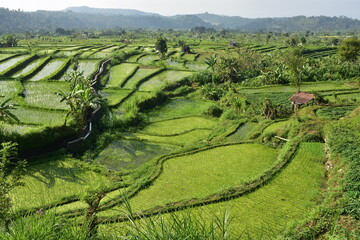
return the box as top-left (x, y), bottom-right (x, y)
top-left (23, 81), bottom-right (69, 110)
top-left (10, 107), bottom-right (66, 126)
top-left (29, 59), bottom-right (66, 81)
top-left (134, 129), bottom-right (213, 146)
top-left (138, 70), bottom-right (192, 91)
top-left (96, 139), bottom-right (179, 170)
top-left (106, 63), bottom-right (138, 87)
top-left (99, 143), bottom-right (278, 215)
top-left (10, 155), bottom-right (113, 211)
top-left (0, 55), bottom-right (29, 73)
top-left (122, 68), bottom-right (160, 89)
top-left (100, 89), bottom-right (132, 106)
top-left (141, 116), bottom-right (217, 135)
top-left (12, 58), bottom-right (44, 78)
top-left (146, 98), bottom-right (215, 122)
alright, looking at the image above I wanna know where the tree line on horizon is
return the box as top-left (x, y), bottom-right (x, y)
top-left (0, 7), bottom-right (360, 33)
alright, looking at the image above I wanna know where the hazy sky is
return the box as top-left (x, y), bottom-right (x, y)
top-left (2, 0), bottom-right (359, 19)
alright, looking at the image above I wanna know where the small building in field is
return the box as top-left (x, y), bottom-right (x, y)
top-left (290, 91), bottom-right (316, 109)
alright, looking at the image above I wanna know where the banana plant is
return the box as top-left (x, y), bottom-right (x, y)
top-left (0, 98), bottom-right (19, 123)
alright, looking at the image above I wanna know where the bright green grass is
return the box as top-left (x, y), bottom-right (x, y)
top-left (226, 123), bottom-right (258, 142)
top-left (12, 58), bottom-right (44, 78)
top-left (138, 70), bottom-right (192, 92)
top-left (126, 54), bottom-right (144, 62)
top-left (0, 55), bottom-right (29, 73)
top-left (122, 68), bottom-right (160, 89)
top-left (237, 82), bottom-right (352, 94)
top-left (0, 123), bottom-right (43, 135)
top-left (185, 62), bottom-right (208, 71)
top-left (10, 107), bottom-right (66, 126)
top-left (263, 120), bottom-right (291, 135)
top-left (23, 81), bottom-right (69, 110)
top-left (100, 89), bottom-right (132, 106)
top-left (106, 63), bottom-right (138, 87)
top-left (146, 98), bottom-right (214, 122)
top-left (137, 55), bottom-right (159, 65)
top-left (0, 80), bottom-right (22, 98)
top-left (133, 129), bottom-right (213, 146)
top-left (170, 142), bottom-right (325, 238)
top-left (10, 155), bottom-right (113, 211)
top-left (142, 117), bottom-right (217, 136)
top-left (98, 143), bottom-right (278, 216)
top-left (96, 139), bottom-right (178, 170)
top-left (29, 59), bottom-right (67, 81)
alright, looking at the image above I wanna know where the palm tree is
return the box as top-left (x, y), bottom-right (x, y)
top-left (0, 98), bottom-right (19, 123)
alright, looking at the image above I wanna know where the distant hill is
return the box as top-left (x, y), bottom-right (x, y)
top-left (64, 6), bottom-right (159, 16)
top-left (0, 7), bottom-right (359, 33)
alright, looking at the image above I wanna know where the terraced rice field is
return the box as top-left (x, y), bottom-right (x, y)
top-left (185, 62), bottom-right (208, 71)
top-left (98, 143), bottom-right (278, 215)
top-left (0, 123), bottom-right (43, 135)
top-left (237, 82), bottom-right (352, 94)
top-left (106, 63), bottom-right (138, 87)
top-left (10, 107), bottom-right (66, 126)
top-left (0, 54), bottom-right (13, 61)
top-left (122, 68), bottom-right (160, 89)
top-left (74, 60), bottom-right (100, 78)
top-left (134, 129), bottom-right (213, 146)
top-left (100, 89), bottom-right (132, 106)
top-left (141, 116), bottom-right (217, 135)
top-left (138, 70), bottom-right (192, 91)
top-left (0, 55), bottom-right (29, 73)
top-left (23, 81), bottom-right (69, 110)
top-left (10, 155), bottom-right (113, 211)
top-left (12, 58), bottom-right (44, 78)
top-left (226, 122), bottom-right (259, 142)
top-left (29, 59), bottom-right (66, 81)
top-left (101, 142), bottom-right (325, 238)
top-left (137, 55), bottom-right (159, 65)
top-left (126, 54), bottom-right (144, 62)
top-left (0, 80), bottom-right (22, 98)
top-left (96, 139), bottom-right (179, 170)
top-left (146, 98), bottom-right (215, 122)
top-left (263, 120), bottom-right (291, 135)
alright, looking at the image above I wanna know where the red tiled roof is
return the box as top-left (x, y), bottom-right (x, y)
top-left (290, 92), bottom-right (315, 105)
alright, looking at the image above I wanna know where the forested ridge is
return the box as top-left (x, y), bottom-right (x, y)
top-left (0, 7), bottom-right (360, 33)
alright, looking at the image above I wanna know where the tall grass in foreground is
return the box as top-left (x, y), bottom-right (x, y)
top-left (1, 202), bottom-right (234, 240)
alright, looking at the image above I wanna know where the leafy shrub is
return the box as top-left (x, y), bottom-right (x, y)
top-left (200, 83), bottom-right (226, 101)
top-left (204, 105), bottom-right (223, 117)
